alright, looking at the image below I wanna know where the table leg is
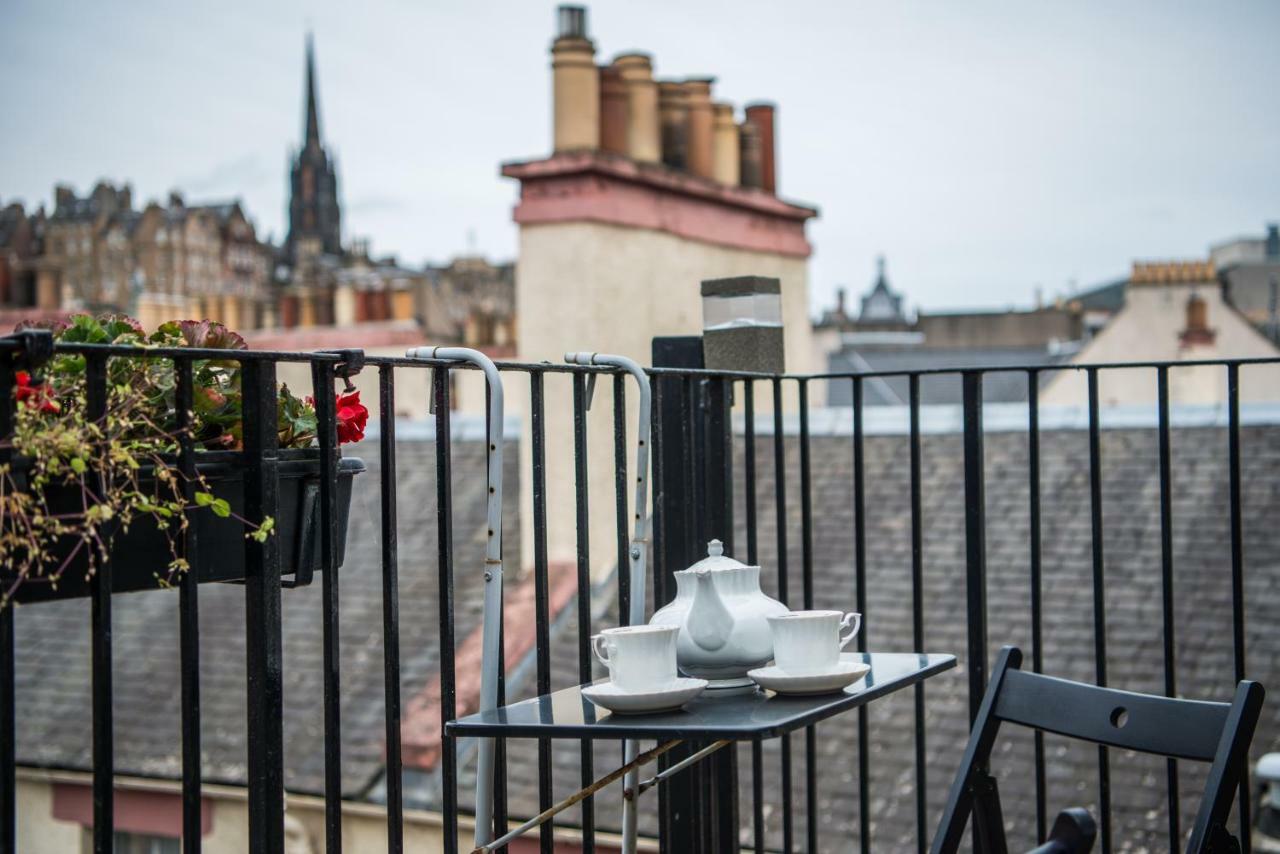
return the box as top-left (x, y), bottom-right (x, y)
top-left (708, 743), bottom-right (740, 852)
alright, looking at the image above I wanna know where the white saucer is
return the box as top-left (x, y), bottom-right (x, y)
top-left (748, 660), bottom-right (870, 696)
top-left (582, 677), bottom-right (709, 715)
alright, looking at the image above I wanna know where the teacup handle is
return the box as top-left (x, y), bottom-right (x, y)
top-left (839, 612), bottom-right (862, 649)
top-left (591, 634), bottom-right (613, 667)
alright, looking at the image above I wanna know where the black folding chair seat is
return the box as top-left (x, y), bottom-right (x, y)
top-left (931, 646), bottom-right (1265, 854)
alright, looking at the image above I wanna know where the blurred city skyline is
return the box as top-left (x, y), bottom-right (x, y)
top-left (2, 0), bottom-right (1277, 313)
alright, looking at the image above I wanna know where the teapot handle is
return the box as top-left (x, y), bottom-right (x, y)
top-left (838, 612), bottom-right (862, 650)
top-left (591, 634), bottom-right (613, 667)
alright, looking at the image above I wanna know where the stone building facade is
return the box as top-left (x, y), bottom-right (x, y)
top-left (0, 183), bottom-right (275, 331)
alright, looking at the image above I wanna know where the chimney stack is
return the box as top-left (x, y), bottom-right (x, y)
top-left (598, 64), bottom-right (628, 154)
top-left (658, 80), bottom-right (689, 169)
top-left (551, 5), bottom-right (599, 152)
top-left (744, 102), bottom-right (777, 193)
top-left (1266, 223), bottom-right (1279, 258)
top-left (683, 78), bottom-right (715, 179)
top-left (613, 53), bottom-right (660, 162)
top-left (738, 120), bottom-right (763, 189)
top-left (711, 103), bottom-right (740, 185)
top-left (1180, 290), bottom-right (1215, 348)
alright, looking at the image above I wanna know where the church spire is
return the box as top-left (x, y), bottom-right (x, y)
top-left (304, 32), bottom-right (321, 148)
top-left (286, 31), bottom-right (342, 261)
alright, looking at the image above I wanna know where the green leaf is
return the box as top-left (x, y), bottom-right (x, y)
top-left (69, 458), bottom-right (86, 474)
top-left (210, 498), bottom-right (231, 518)
top-left (194, 491), bottom-right (215, 507)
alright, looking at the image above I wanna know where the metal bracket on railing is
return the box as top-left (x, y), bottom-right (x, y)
top-left (564, 351), bottom-right (652, 854)
top-left (406, 345), bottom-right (505, 850)
top-left (5, 329), bottom-right (55, 376)
top-left (317, 348), bottom-right (366, 389)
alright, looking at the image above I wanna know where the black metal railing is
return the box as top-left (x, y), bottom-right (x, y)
top-left (0, 328), bottom-right (1276, 853)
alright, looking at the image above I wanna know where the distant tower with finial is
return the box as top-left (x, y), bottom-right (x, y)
top-left (285, 33), bottom-right (342, 262)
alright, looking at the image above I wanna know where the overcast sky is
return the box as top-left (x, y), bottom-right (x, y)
top-left (3, 1), bottom-right (1277, 314)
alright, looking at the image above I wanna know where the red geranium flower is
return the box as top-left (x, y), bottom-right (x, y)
top-left (335, 389), bottom-right (368, 444)
top-left (304, 389), bottom-right (369, 444)
top-left (14, 371), bottom-right (60, 414)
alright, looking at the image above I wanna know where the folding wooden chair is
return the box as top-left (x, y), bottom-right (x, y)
top-left (931, 646), bottom-right (1265, 854)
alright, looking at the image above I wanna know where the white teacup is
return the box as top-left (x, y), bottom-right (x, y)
top-left (591, 624), bottom-right (680, 692)
top-left (767, 610), bottom-right (861, 674)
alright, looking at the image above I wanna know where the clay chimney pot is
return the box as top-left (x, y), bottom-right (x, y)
top-left (744, 102), bottom-right (777, 193)
top-left (682, 78), bottom-right (716, 179)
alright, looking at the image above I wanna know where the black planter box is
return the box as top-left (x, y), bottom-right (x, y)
top-left (6, 450), bottom-right (365, 604)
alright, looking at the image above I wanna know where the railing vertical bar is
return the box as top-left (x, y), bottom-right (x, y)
top-left (1086, 367), bottom-right (1111, 853)
top-left (909, 374), bottom-right (927, 854)
top-left (0, 598), bottom-right (9, 854)
top-left (311, 360), bottom-right (344, 852)
top-left (242, 357), bottom-right (284, 853)
top-left (85, 353), bottom-right (114, 853)
top-left (433, 368), bottom-right (459, 854)
top-left (1156, 367), bottom-right (1180, 849)
top-left (743, 381), bottom-right (759, 566)
top-left (488, 379), bottom-right (509, 853)
top-left (1027, 370), bottom-right (1047, 844)
top-left (614, 374), bottom-right (630, 626)
top-left (529, 372), bottom-right (555, 854)
top-left (175, 357), bottom-right (203, 854)
top-left (799, 379), bottom-right (818, 853)
top-left (649, 371), bottom-right (668, 611)
top-left (1227, 363), bottom-right (1250, 853)
top-left (683, 376), bottom-right (700, 562)
top-left (378, 365), bottom-right (405, 854)
top-left (852, 377), bottom-right (871, 854)
top-left (0, 353), bottom-right (17, 854)
top-left (772, 378), bottom-right (794, 854)
top-left (743, 381), bottom-right (765, 854)
top-left (649, 368), bottom-right (670, 851)
top-left (572, 373), bottom-right (596, 853)
top-left (961, 371), bottom-right (988, 724)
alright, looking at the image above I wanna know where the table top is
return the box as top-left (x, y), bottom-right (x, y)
top-left (446, 652), bottom-right (956, 742)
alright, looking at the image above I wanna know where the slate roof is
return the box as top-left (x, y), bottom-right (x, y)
top-left (1074, 278), bottom-right (1128, 314)
top-left (487, 422), bottom-right (1280, 852)
top-left (826, 346), bottom-right (1073, 406)
top-left (13, 420), bottom-right (1280, 852)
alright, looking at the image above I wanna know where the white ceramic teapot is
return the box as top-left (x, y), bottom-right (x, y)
top-left (649, 539), bottom-right (789, 690)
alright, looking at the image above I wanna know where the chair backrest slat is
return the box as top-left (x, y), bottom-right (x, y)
top-left (994, 669), bottom-right (1230, 761)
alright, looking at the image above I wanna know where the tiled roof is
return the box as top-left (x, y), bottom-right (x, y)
top-left (240, 320), bottom-right (427, 352)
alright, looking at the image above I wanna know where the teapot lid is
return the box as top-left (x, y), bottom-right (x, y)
top-left (686, 539), bottom-right (748, 572)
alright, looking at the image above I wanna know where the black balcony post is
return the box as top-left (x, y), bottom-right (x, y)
top-left (241, 357), bottom-right (284, 852)
top-left (701, 373), bottom-right (738, 850)
top-left (0, 351), bottom-right (15, 854)
top-left (651, 335), bottom-right (740, 853)
top-left (961, 372), bottom-right (988, 725)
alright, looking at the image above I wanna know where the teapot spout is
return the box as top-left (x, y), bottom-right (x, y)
top-left (686, 568), bottom-right (734, 652)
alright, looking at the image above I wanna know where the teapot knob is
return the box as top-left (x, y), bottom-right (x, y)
top-left (707, 539), bottom-right (724, 557)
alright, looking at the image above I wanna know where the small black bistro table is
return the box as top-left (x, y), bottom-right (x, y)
top-left (448, 651), bottom-right (957, 850)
